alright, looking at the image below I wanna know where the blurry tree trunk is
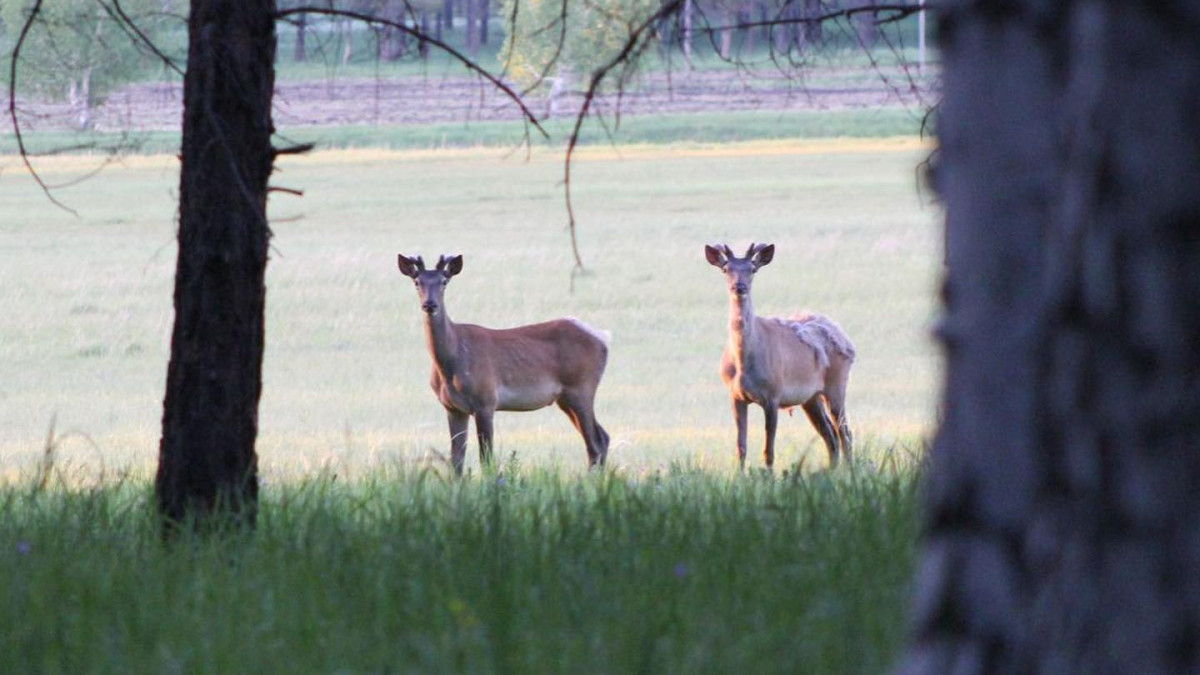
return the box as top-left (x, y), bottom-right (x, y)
top-left (465, 0), bottom-right (479, 54)
top-left (472, 0), bottom-right (482, 45)
top-left (420, 11), bottom-right (431, 59)
top-left (682, 0), bottom-right (692, 61)
top-left (799, 0), bottom-right (822, 50)
top-left (443, 0), bottom-right (454, 32)
top-left (380, 0), bottom-right (407, 61)
top-left (739, 6), bottom-right (756, 54)
top-left (293, 12), bottom-right (307, 62)
top-left (68, 68), bottom-right (94, 131)
top-left (849, 0), bottom-right (878, 47)
top-left (434, 10), bottom-right (444, 41)
top-left (156, 0), bottom-right (276, 532)
top-left (897, 2), bottom-right (1200, 673)
top-left (718, 8), bottom-right (733, 58)
top-left (341, 18), bottom-right (354, 64)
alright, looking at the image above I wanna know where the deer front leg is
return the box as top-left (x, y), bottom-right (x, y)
top-left (475, 409), bottom-right (495, 470)
top-left (733, 399), bottom-right (748, 469)
top-left (447, 409), bottom-right (469, 476)
top-left (763, 403), bottom-right (779, 469)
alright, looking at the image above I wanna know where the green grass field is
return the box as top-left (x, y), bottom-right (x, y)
top-left (0, 139), bottom-right (939, 481)
top-left (0, 137), bottom-right (938, 673)
top-left (1, 468), bottom-right (919, 674)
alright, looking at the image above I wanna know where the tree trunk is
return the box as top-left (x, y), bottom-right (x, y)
top-left (341, 19), bottom-right (354, 64)
top-left (718, 8), bottom-right (733, 59)
top-left (850, 0), bottom-right (878, 48)
top-left (465, 0), bottom-right (479, 55)
top-left (420, 11), bottom-right (431, 60)
top-left (293, 12), bottom-right (307, 62)
top-left (443, 0), bottom-right (454, 32)
top-left (479, 0), bottom-right (489, 46)
top-left (682, 0), bottom-right (692, 62)
top-left (69, 69), bottom-right (94, 131)
top-left (380, 0), bottom-right (407, 61)
top-left (799, 0), bottom-right (822, 49)
top-left (897, 3), bottom-right (1200, 674)
top-left (156, 0), bottom-right (276, 532)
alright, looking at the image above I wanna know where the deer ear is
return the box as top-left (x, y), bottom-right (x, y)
top-left (705, 245), bottom-right (727, 268)
top-left (753, 244), bottom-right (775, 268)
top-left (443, 255), bottom-right (463, 277)
top-left (397, 253), bottom-right (420, 278)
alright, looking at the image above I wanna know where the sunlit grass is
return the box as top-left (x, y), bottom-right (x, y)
top-left (0, 139), bottom-right (939, 481)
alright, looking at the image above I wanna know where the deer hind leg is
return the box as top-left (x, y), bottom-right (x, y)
top-left (474, 409), bottom-right (496, 470)
top-left (447, 409), bottom-right (470, 476)
top-left (802, 397), bottom-right (840, 468)
top-left (557, 391), bottom-right (607, 467)
top-left (822, 380), bottom-right (852, 465)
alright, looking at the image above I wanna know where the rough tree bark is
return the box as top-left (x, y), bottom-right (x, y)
top-left (156, 0), bottom-right (277, 531)
top-left (898, 2), bottom-right (1200, 673)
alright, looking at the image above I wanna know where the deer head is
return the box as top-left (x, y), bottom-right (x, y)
top-left (705, 242), bottom-right (775, 297)
top-left (398, 253), bottom-right (463, 316)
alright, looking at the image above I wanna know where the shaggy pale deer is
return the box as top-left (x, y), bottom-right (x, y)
top-left (705, 243), bottom-right (856, 469)
top-left (397, 253), bottom-right (611, 475)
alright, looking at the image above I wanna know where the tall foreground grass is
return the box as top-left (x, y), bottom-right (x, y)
top-left (2, 465), bottom-right (919, 674)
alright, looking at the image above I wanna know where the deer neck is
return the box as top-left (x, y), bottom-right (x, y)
top-left (728, 293), bottom-right (758, 365)
top-left (424, 309), bottom-right (460, 372)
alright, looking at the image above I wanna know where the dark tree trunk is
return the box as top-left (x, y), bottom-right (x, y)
top-left (898, 2), bottom-right (1200, 674)
top-left (434, 10), bottom-right (444, 42)
top-left (156, 0), bottom-right (276, 532)
top-left (443, 0), bottom-right (454, 32)
top-left (479, 0), bottom-right (489, 46)
top-left (293, 11), bottom-right (307, 62)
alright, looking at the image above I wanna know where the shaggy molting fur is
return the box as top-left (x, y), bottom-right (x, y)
top-left (772, 313), bottom-right (857, 370)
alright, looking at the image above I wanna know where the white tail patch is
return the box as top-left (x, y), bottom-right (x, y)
top-left (566, 317), bottom-right (611, 346)
top-left (772, 312), bottom-right (856, 369)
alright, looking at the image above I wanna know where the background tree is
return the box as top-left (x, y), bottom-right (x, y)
top-left (896, 2), bottom-right (1200, 673)
top-left (1, 0), bottom-right (180, 130)
top-left (497, 0), bottom-right (660, 90)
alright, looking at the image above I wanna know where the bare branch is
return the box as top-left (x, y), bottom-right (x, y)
top-left (276, 5), bottom-right (549, 139)
top-left (100, 0), bottom-right (185, 76)
top-left (563, 0), bottom-right (687, 271)
top-left (7, 0), bottom-right (80, 216)
top-left (273, 142), bottom-right (316, 157)
top-left (700, 3), bottom-right (925, 34)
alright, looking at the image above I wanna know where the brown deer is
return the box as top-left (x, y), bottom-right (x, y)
top-left (397, 253), bottom-right (611, 475)
top-left (705, 243), bottom-right (856, 469)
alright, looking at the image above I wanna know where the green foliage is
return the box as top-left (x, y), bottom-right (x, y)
top-left (497, 0), bottom-right (660, 88)
top-left (0, 466), bottom-right (919, 673)
top-left (1, 0), bottom-right (184, 127)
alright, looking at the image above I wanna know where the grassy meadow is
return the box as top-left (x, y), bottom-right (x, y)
top-left (0, 137), bottom-right (939, 673)
top-left (1, 138), bottom-right (939, 481)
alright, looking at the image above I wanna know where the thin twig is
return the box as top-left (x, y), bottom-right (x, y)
top-left (276, 6), bottom-right (548, 139)
top-left (7, 0), bottom-right (80, 216)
